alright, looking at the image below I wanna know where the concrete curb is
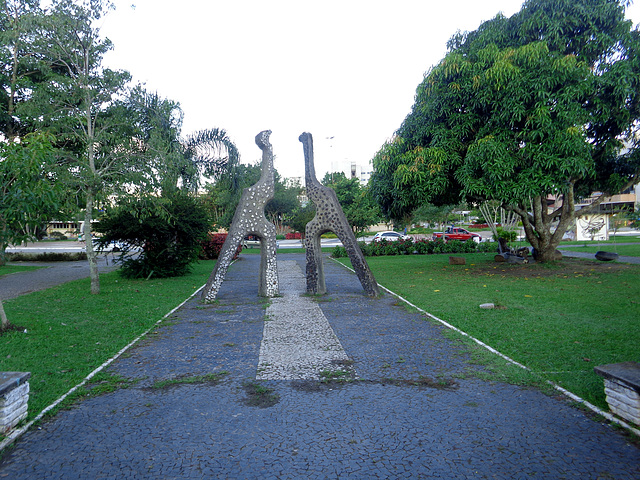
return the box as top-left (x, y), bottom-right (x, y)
top-left (330, 257), bottom-right (640, 438)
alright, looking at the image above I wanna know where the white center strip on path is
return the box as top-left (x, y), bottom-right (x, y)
top-left (257, 260), bottom-right (351, 380)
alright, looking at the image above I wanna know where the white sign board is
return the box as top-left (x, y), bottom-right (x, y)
top-left (576, 214), bottom-right (609, 241)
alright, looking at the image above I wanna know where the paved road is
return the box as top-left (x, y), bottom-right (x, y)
top-left (1, 253), bottom-right (638, 479)
top-left (0, 257), bottom-right (118, 300)
top-left (558, 248), bottom-right (640, 264)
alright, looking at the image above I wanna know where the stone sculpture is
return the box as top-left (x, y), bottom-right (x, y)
top-left (201, 130), bottom-right (279, 302)
top-left (299, 132), bottom-right (379, 297)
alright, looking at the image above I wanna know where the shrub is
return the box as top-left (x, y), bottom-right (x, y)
top-left (199, 234), bottom-right (245, 260)
top-left (413, 239), bottom-right (432, 254)
top-left (331, 246), bottom-right (347, 258)
top-left (461, 239), bottom-right (478, 253)
top-left (96, 193), bottom-right (210, 279)
top-left (200, 233), bottom-right (228, 260)
top-left (285, 232), bottom-right (302, 240)
top-left (495, 227), bottom-right (517, 242)
top-left (334, 237), bottom-right (507, 258)
top-left (477, 241), bottom-right (498, 253)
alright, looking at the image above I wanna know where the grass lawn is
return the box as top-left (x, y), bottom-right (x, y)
top-left (338, 253), bottom-right (640, 410)
top-left (0, 265), bottom-right (44, 278)
top-left (0, 260), bottom-right (216, 422)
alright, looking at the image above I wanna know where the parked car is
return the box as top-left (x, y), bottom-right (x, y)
top-left (372, 231), bottom-right (410, 242)
top-left (93, 239), bottom-right (126, 252)
top-left (433, 226), bottom-right (482, 243)
top-left (242, 235), bottom-right (261, 248)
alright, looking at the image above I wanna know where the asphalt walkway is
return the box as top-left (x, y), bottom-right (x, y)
top-left (0, 256), bottom-right (118, 300)
top-left (0, 253), bottom-right (639, 479)
top-left (558, 248), bottom-right (640, 264)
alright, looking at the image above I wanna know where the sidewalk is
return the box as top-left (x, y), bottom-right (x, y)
top-left (558, 248), bottom-right (640, 264)
top-left (0, 253), bottom-right (638, 479)
top-left (0, 257), bottom-right (118, 300)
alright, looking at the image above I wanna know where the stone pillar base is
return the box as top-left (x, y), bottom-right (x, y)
top-left (0, 372), bottom-right (30, 434)
top-left (595, 362), bottom-right (640, 426)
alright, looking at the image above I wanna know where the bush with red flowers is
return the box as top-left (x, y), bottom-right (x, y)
top-left (200, 233), bottom-right (241, 260)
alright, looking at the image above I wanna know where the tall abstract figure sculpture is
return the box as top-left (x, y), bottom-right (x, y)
top-left (201, 130), bottom-right (279, 302)
top-left (299, 132), bottom-right (379, 297)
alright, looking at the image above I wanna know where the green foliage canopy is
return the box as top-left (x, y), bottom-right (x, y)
top-left (370, 0), bottom-right (640, 261)
top-left (0, 132), bottom-right (61, 264)
top-left (321, 171), bottom-right (381, 235)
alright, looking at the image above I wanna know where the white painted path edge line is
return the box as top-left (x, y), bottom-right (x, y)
top-left (0, 284), bottom-right (206, 452)
top-left (331, 257), bottom-right (640, 438)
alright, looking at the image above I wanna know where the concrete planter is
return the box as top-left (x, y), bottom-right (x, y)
top-left (0, 372), bottom-right (30, 433)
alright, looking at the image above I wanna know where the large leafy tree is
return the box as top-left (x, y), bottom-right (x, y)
top-left (322, 172), bottom-right (381, 236)
top-left (0, 132), bottom-right (60, 265)
top-left (23, 0), bottom-right (142, 294)
top-left (127, 87), bottom-right (239, 195)
top-left (370, 0), bottom-right (640, 262)
top-left (265, 173), bottom-right (301, 235)
top-left (0, 0), bottom-right (50, 140)
top-left (412, 203), bottom-right (456, 230)
top-left (201, 164), bottom-right (262, 229)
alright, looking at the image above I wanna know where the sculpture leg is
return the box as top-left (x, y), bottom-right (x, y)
top-left (304, 220), bottom-right (326, 295)
top-left (334, 227), bottom-right (380, 297)
top-left (313, 233), bottom-right (326, 295)
top-left (201, 229), bottom-right (244, 303)
top-left (259, 223), bottom-right (279, 297)
top-left (345, 239), bottom-right (380, 297)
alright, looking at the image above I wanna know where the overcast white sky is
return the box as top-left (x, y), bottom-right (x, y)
top-left (99, 0), bottom-right (640, 181)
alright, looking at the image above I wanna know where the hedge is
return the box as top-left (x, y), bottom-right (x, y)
top-left (331, 238), bottom-right (497, 258)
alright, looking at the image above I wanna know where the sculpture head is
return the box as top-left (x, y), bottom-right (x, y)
top-left (299, 132), bottom-right (317, 183)
top-left (298, 132), bottom-right (312, 144)
top-left (255, 130), bottom-right (272, 149)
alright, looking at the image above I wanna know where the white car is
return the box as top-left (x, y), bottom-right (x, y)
top-left (93, 239), bottom-right (126, 252)
top-left (372, 231), bottom-right (410, 242)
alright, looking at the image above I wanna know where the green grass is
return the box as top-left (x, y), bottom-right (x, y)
top-left (560, 244), bottom-right (640, 257)
top-left (0, 264), bottom-right (45, 278)
top-left (0, 260), bottom-right (216, 421)
top-left (339, 253), bottom-right (640, 409)
top-left (152, 372), bottom-right (228, 390)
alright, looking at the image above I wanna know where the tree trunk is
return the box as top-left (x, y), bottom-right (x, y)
top-left (0, 223), bottom-right (8, 267)
top-left (83, 75), bottom-right (100, 295)
top-left (0, 299), bottom-right (8, 330)
top-left (513, 192), bottom-right (577, 262)
top-left (84, 191), bottom-right (100, 295)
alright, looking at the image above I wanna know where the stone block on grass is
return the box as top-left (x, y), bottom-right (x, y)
top-left (0, 372), bottom-right (30, 433)
top-left (594, 362), bottom-right (640, 426)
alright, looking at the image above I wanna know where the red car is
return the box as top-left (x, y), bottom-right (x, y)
top-left (433, 226), bottom-right (482, 243)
